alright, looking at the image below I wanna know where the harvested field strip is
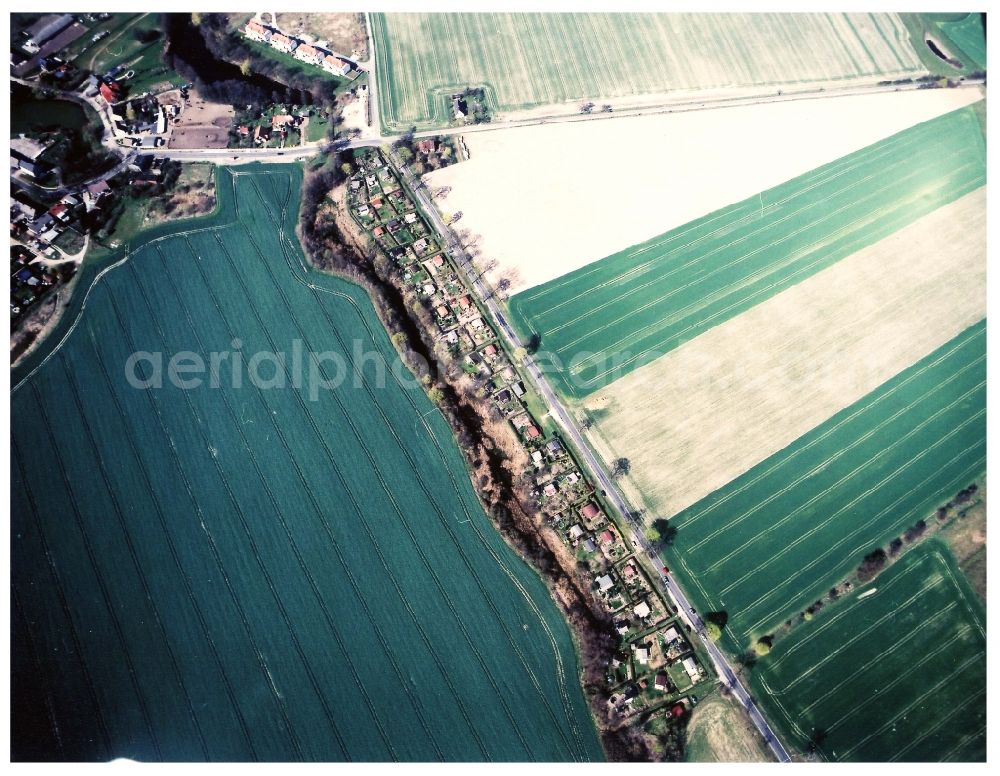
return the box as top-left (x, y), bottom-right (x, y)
top-left (423, 90), bottom-right (980, 297)
top-left (581, 187), bottom-right (985, 519)
top-left (509, 106), bottom-right (985, 399)
top-left (665, 320), bottom-right (985, 643)
top-left (373, 13), bottom-right (922, 130)
top-left (10, 166), bottom-right (602, 762)
top-left (751, 543), bottom-right (985, 761)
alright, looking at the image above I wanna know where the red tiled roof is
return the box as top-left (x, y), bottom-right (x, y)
top-left (99, 82), bottom-right (120, 103)
top-left (323, 54), bottom-right (349, 70)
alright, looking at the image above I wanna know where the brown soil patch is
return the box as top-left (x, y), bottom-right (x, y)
top-left (172, 90), bottom-right (235, 129)
top-left (168, 90), bottom-right (234, 149)
top-left (168, 126), bottom-right (228, 149)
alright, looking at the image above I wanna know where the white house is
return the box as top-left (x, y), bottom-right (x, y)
top-left (244, 20), bottom-right (272, 43)
top-left (269, 33), bottom-right (298, 54)
top-left (322, 54), bottom-right (351, 76)
top-left (294, 44), bottom-right (325, 66)
top-left (682, 657), bottom-right (701, 682)
top-left (596, 574), bottom-right (614, 593)
top-left (633, 601), bottom-right (651, 619)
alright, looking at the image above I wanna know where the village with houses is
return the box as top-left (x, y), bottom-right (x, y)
top-left (10, 11), bottom-right (373, 363)
top-left (344, 147), bottom-right (711, 724)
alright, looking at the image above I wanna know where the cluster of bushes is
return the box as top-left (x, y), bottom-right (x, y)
top-left (856, 548), bottom-right (887, 583)
top-left (163, 14), bottom-right (328, 111)
top-left (170, 14), bottom-right (342, 111)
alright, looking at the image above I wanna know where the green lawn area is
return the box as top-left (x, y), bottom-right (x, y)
top-left (373, 12), bottom-right (924, 131)
top-left (305, 115), bottom-right (331, 142)
top-left (83, 13), bottom-right (184, 95)
top-left (664, 320), bottom-right (985, 647)
top-left (10, 164), bottom-right (603, 763)
top-left (750, 540), bottom-right (985, 761)
top-left (509, 106), bottom-right (986, 399)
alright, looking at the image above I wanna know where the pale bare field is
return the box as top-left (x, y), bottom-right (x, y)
top-left (582, 188), bottom-right (986, 519)
top-left (425, 89), bottom-right (982, 293)
top-left (275, 12), bottom-right (368, 59)
top-left (684, 693), bottom-right (774, 763)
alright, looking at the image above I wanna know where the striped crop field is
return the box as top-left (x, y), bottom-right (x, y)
top-left (665, 320), bottom-right (985, 646)
top-left (10, 167), bottom-right (603, 762)
top-left (752, 541), bottom-right (985, 762)
top-left (508, 105), bottom-right (986, 399)
top-left (372, 13), bottom-right (923, 131)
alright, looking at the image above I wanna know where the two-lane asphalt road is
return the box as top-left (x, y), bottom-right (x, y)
top-left (393, 149), bottom-right (793, 763)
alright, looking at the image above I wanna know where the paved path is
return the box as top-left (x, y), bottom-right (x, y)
top-left (158, 77), bottom-right (984, 164)
top-left (390, 147), bottom-right (794, 763)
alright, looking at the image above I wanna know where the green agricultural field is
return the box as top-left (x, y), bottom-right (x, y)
top-left (664, 320), bottom-right (985, 646)
top-left (752, 541), bottom-right (985, 761)
top-left (509, 105), bottom-right (985, 399)
top-left (936, 13), bottom-right (987, 70)
top-left (372, 12), bottom-right (923, 131)
top-left (900, 13), bottom-right (987, 73)
top-left (10, 166), bottom-right (603, 762)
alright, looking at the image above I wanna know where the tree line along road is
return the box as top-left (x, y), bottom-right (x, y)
top-left (387, 148), bottom-right (793, 763)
